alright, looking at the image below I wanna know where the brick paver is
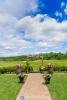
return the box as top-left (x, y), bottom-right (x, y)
top-left (16, 73), bottom-right (52, 100)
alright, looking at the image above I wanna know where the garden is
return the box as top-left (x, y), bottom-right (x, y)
top-left (0, 60), bottom-right (67, 73)
top-left (0, 59), bottom-right (67, 100)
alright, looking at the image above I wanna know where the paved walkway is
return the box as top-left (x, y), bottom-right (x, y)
top-left (16, 73), bottom-right (52, 100)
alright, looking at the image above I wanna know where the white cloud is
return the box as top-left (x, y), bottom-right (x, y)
top-left (16, 14), bottom-right (67, 49)
top-left (0, 13), bottom-right (31, 56)
top-left (0, 13), bottom-right (67, 56)
top-left (61, 2), bottom-right (65, 8)
top-left (0, 0), bottom-right (38, 56)
top-left (55, 11), bottom-right (62, 17)
top-left (0, 34), bottom-right (31, 56)
top-left (0, 0), bottom-right (38, 17)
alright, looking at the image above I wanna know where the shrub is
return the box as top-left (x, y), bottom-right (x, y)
top-left (53, 66), bottom-right (67, 72)
top-left (24, 61), bottom-right (33, 73)
top-left (24, 66), bottom-right (33, 73)
top-left (39, 65), bottom-right (67, 73)
top-left (0, 66), bottom-right (16, 74)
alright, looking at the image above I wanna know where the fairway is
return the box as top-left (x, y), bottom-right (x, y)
top-left (48, 73), bottom-right (67, 100)
top-left (0, 74), bottom-right (22, 100)
top-left (0, 60), bottom-right (67, 71)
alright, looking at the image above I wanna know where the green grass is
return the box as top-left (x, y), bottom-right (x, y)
top-left (0, 60), bottom-right (67, 71)
top-left (0, 74), bottom-right (22, 100)
top-left (0, 60), bottom-right (26, 68)
top-left (48, 73), bottom-right (67, 100)
top-left (29, 60), bottom-right (67, 70)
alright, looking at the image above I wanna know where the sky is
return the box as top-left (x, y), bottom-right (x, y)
top-left (0, 0), bottom-right (67, 56)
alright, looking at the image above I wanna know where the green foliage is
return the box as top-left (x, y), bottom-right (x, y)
top-left (25, 60), bottom-right (33, 73)
top-left (0, 60), bottom-right (67, 73)
top-left (0, 52), bottom-right (67, 61)
top-left (0, 61), bottom-right (26, 74)
top-left (0, 66), bottom-right (16, 74)
top-left (39, 60), bottom-right (67, 72)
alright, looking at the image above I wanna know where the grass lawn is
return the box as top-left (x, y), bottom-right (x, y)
top-left (0, 74), bottom-right (22, 100)
top-left (0, 60), bottom-right (67, 71)
top-left (48, 73), bottom-right (67, 100)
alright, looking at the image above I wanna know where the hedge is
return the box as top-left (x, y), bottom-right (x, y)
top-left (39, 66), bottom-right (67, 72)
top-left (0, 65), bottom-right (67, 74)
top-left (0, 66), bottom-right (33, 74)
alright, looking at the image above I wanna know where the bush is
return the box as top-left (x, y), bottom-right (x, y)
top-left (53, 66), bottom-right (67, 72)
top-left (39, 65), bottom-right (67, 73)
top-left (39, 66), bottom-right (46, 73)
top-left (0, 66), bottom-right (16, 74)
top-left (24, 66), bottom-right (33, 73)
top-left (24, 60), bottom-right (33, 73)
top-left (0, 64), bottom-right (33, 74)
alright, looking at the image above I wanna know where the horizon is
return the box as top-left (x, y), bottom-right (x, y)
top-left (0, 0), bottom-right (67, 57)
top-left (0, 51), bottom-right (67, 57)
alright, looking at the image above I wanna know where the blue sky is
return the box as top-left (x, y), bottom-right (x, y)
top-left (0, 0), bottom-right (67, 56)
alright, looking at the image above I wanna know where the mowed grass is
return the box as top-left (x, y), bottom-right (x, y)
top-left (0, 74), bottom-right (22, 100)
top-left (29, 60), bottom-right (67, 70)
top-left (0, 60), bottom-right (67, 71)
top-left (48, 73), bottom-right (67, 100)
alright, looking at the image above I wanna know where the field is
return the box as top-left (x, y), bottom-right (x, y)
top-left (0, 60), bottom-right (67, 71)
top-left (48, 73), bottom-right (67, 100)
top-left (0, 74), bottom-right (22, 100)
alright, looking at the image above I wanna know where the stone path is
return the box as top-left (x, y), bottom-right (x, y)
top-left (16, 73), bottom-right (52, 100)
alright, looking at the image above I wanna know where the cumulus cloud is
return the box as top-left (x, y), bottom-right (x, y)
top-left (0, 13), bottom-right (32, 56)
top-left (0, 0), bottom-right (39, 56)
top-left (0, 0), bottom-right (38, 18)
top-left (0, 0), bottom-right (67, 56)
top-left (0, 12), bottom-right (67, 56)
top-left (16, 14), bottom-right (67, 49)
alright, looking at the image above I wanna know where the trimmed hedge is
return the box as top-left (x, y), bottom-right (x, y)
top-left (0, 65), bottom-right (33, 74)
top-left (0, 66), bottom-right (17, 74)
top-left (53, 66), bottom-right (67, 71)
top-left (0, 66), bottom-right (67, 74)
top-left (39, 66), bottom-right (67, 72)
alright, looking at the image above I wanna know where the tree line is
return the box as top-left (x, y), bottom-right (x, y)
top-left (0, 52), bottom-right (67, 61)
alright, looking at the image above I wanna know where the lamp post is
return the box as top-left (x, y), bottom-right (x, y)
top-left (26, 56), bottom-right (29, 73)
top-left (41, 54), bottom-right (44, 66)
